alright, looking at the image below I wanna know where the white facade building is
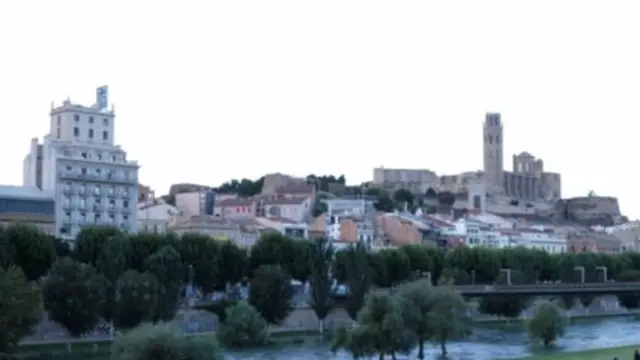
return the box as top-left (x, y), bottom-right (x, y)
top-left (458, 217), bottom-right (567, 253)
top-left (138, 200), bottom-right (179, 234)
top-left (23, 88), bottom-right (140, 241)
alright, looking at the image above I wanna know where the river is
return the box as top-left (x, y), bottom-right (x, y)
top-left (226, 317), bottom-right (640, 359)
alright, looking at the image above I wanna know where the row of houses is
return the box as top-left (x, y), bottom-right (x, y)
top-left (136, 188), bottom-right (633, 254)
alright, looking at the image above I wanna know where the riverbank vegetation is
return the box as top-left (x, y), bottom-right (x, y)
top-left (3, 223), bottom-right (640, 358)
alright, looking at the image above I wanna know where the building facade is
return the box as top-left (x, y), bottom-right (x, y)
top-left (137, 200), bottom-right (179, 233)
top-left (23, 88), bottom-right (139, 241)
top-left (175, 189), bottom-right (216, 216)
top-left (0, 185), bottom-right (56, 234)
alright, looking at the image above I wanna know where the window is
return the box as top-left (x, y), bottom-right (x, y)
top-left (97, 153), bottom-right (102, 160)
top-left (89, 116), bottom-right (94, 124)
top-left (123, 200), bottom-right (129, 208)
top-left (81, 152), bottom-right (87, 158)
top-left (57, 116), bottom-right (61, 125)
top-left (88, 129), bottom-right (94, 138)
top-left (103, 118), bottom-right (109, 126)
top-left (81, 168), bottom-right (87, 175)
top-left (56, 127), bottom-right (60, 139)
top-left (103, 131), bottom-right (108, 140)
top-left (74, 114), bottom-right (80, 122)
top-left (74, 127), bottom-right (79, 137)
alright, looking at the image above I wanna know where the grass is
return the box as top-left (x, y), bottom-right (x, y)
top-left (518, 344), bottom-right (640, 359)
top-left (16, 329), bottom-right (319, 355)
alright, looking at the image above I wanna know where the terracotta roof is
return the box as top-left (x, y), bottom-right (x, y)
top-left (217, 198), bottom-right (255, 206)
top-left (263, 196), bottom-right (309, 206)
top-left (275, 184), bottom-right (315, 194)
top-left (421, 214), bottom-right (455, 229)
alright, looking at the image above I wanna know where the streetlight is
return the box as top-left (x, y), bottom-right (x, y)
top-left (500, 268), bottom-right (512, 285)
top-left (471, 269), bottom-right (476, 285)
top-left (574, 266), bottom-right (585, 283)
top-left (596, 266), bottom-right (608, 283)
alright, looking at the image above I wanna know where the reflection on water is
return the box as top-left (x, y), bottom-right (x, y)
top-left (227, 317), bottom-right (640, 360)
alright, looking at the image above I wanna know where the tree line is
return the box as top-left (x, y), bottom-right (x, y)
top-left (3, 222), bottom-right (640, 357)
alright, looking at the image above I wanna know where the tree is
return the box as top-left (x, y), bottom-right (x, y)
top-left (250, 232), bottom-right (300, 279)
top-left (111, 322), bottom-right (223, 360)
top-left (369, 249), bottom-right (411, 287)
top-left (0, 266), bottom-right (42, 354)
top-left (527, 300), bottom-right (566, 348)
top-left (145, 246), bottom-right (184, 322)
top-left (307, 237), bottom-right (334, 336)
top-left (114, 270), bottom-right (160, 330)
top-left (73, 226), bottom-right (123, 268)
top-left (397, 279), bottom-right (435, 359)
top-left (217, 241), bottom-right (248, 288)
top-left (429, 285), bottom-right (468, 357)
top-left (340, 292), bottom-right (415, 359)
top-left (96, 234), bottom-right (128, 332)
top-left (392, 188), bottom-right (415, 210)
top-left (249, 265), bottom-right (294, 325)
top-left (616, 270), bottom-right (640, 309)
top-left (478, 269), bottom-right (529, 319)
top-left (217, 301), bottom-right (268, 348)
top-left (177, 233), bottom-right (221, 294)
top-left (343, 242), bottom-right (372, 321)
top-left (4, 223), bottom-right (56, 281)
top-left (42, 258), bottom-right (105, 350)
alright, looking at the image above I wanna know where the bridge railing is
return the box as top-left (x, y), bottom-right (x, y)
top-left (453, 281), bottom-right (640, 292)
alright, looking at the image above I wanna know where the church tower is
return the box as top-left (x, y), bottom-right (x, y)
top-left (483, 112), bottom-right (504, 189)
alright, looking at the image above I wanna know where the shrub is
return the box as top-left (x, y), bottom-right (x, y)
top-left (111, 322), bottom-right (223, 360)
top-left (218, 301), bottom-right (268, 348)
top-left (527, 300), bottom-right (566, 348)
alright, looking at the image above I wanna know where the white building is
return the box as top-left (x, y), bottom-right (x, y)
top-left (138, 200), bottom-right (179, 234)
top-left (458, 217), bottom-right (567, 253)
top-left (23, 87), bottom-right (140, 241)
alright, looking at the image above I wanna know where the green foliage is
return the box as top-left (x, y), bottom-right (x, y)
top-left (343, 242), bottom-right (372, 321)
top-left (214, 177), bottom-right (264, 197)
top-left (110, 322), bottom-right (223, 360)
top-left (42, 258), bottom-right (106, 338)
top-left (217, 241), bottom-right (248, 287)
top-left (428, 285), bottom-right (469, 357)
top-left (177, 233), bottom-right (221, 293)
top-left (527, 300), bottom-right (567, 347)
top-left (478, 269), bottom-right (529, 318)
top-left (73, 227), bottom-right (124, 268)
top-left (249, 264), bottom-right (294, 325)
top-left (3, 224), bottom-right (56, 281)
top-left (144, 246), bottom-right (184, 322)
top-left (356, 293), bottom-right (415, 358)
top-left (0, 266), bottom-right (42, 354)
top-left (217, 300), bottom-right (268, 348)
top-left (193, 299), bottom-right (238, 323)
top-left (307, 237), bottom-right (334, 330)
top-left (396, 279), bottom-right (436, 359)
top-left (97, 234), bottom-right (129, 323)
top-left (616, 270), bottom-right (640, 308)
top-left (250, 232), bottom-right (308, 281)
top-left (114, 270), bottom-right (160, 330)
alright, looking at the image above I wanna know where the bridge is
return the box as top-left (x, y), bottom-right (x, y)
top-left (449, 282), bottom-right (640, 296)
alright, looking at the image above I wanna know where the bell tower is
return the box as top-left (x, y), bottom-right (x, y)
top-left (483, 112), bottom-right (504, 189)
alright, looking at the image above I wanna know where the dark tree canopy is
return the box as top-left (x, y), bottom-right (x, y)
top-left (249, 264), bottom-right (294, 325)
top-left (42, 258), bottom-right (105, 338)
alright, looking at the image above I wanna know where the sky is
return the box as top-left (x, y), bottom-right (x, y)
top-left (0, 1), bottom-right (638, 219)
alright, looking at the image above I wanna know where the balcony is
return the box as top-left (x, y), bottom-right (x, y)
top-left (62, 187), bottom-right (73, 195)
top-left (58, 171), bottom-right (137, 185)
top-left (106, 206), bottom-right (117, 214)
top-left (92, 203), bottom-right (102, 212)
top-left (62, 203), bottom-right (73, 210)
top-left (122, 207), bottom-right (132, 214)
top-left (106, 192), bottom-right (116, 198)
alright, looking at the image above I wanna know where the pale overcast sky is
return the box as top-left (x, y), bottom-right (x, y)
top-left (0, 1), bottom-right (638, 218)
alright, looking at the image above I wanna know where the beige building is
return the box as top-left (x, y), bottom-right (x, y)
top-left (137, 200), bottom-right (179, 233)
top-left (169, 216), bottom-right (261, 248)
top-left (372, 167), bottom-right (438, 193)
